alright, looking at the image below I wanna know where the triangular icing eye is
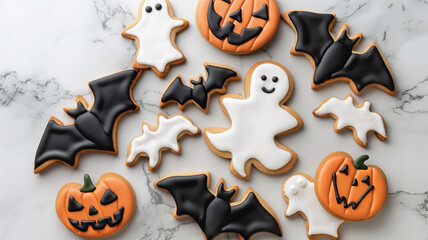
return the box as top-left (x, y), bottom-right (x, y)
top-left (252, 4), bottom-right (269, 20)
top-left (222, 0), bottom-right (230, 3)
top-left (361, 176), bottom-right (370, 185)
top-left (339, 164), bottom-right (349, 175)
top-left (230, 9), bottom-right (242, 22)
top-left (100, 189), bottom-right (118, 205)
top-left (68, 196), bottom-right (84, 212)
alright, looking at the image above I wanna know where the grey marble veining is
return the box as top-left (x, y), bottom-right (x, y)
top-left (0, 0), bottom-right (427, 239)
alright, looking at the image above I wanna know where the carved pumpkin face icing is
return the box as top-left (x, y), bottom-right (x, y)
top-left (56, 173), bottom-right (136, 238)
top-left (315, 152), bottom-right (388, 221)
top-left (196, 0), bottom-right (280, 54)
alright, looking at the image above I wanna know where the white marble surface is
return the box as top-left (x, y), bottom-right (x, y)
top-left (0, 0), bottom-right (427, 239)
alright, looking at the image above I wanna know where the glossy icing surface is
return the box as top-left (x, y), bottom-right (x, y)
top-left (283, 174), bottom-right (343, 238)
top-left (205, 62), bottom-right (302, 178)
top-left (127, 114), bottom-right (199, 170)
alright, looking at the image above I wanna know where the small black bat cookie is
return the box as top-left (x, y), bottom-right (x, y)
top-left (154, 172), bottom-right (282, 240)
top-left (160, 63), bottom-right (240, 113)
top-left (282, 11), bottom-right (395, 96)
top-left (34, 70), bottom-right (142, 173)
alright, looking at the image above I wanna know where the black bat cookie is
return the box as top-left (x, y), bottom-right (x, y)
top-left (283, 11), bottom-right (395, 96)
top-left (154, 172), bottom-right (282, 240)
top-left (160, 63), bottom-right (240, 113)
top-left (34, 70), bottom-right (142, 173)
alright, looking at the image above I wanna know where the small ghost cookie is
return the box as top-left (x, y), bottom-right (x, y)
top-left (313, 94), bottom-right (387, 147)
top-left (315, 152), bottom-right (388, 221)
top-left (196, 0), bottom-right (280, 54)
top-left (283, 174), bottom-right (344, 239)
top-left (126, 114), bottom-right (200, 171)
top-left (122, 0), bottom-right (188, 77)
top-left (56, 173), bottom-right (136, 238)
top-left (205, 61), bottom-right (303, 179)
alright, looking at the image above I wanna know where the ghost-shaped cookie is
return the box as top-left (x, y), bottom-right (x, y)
top-left (204, 61), bottom-right (303, 179)
top-left (122, 0), bottom-right (188, 77)
top-left (282, 174), bottom-right (344, 239)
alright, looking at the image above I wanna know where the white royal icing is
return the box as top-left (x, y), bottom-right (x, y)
top-left (283, 174), bottom-right (343, 238)
top-left (205, 63), bottom-right (300, 178)
top-left (314, 95), bottom-right (387, 145)
top-left (125, 0), bottom-right (186, 73)
top-left (127, 115), bottom-right (199, 168)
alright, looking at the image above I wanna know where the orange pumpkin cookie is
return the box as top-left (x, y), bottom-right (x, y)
top-left (56, 173), bottom-right (136, 238)
top-left (196, 0), bottom-right (280, 54)
top-left (315, 152), bottom-right (388, 221)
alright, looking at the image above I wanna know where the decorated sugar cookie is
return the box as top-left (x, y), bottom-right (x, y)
top-left (282, 152), bottom-right (388, 239)
top-left (160, 63), bottom-right (240, 113)
top-left (204, 61), bottom-right (303, 179)
top-left (155, 172), bottom-right (282, 240)
top-left (313, 94), bottom-right (387, 147)
top-left (122, 0), bottom-right (188, 77)
top-left (34, 70), bottom-right (142, 173)
top-left (56, 173), bottom-right (136, 238)
top-left (126, 114), bottom-right (200, 170)
top-left (315, 152), bottom-right (388, 221)
top-left (196, 0), bottom-right (280, 54)
top-left (283, 174), bottom-right (343, 239)
top-left (282, 11), bottom-right (395, 95)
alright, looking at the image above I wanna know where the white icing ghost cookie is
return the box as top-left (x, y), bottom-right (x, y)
top-left (282, 174), bottom-right (344, 239)
top-left (204, 61), bottom-right (303, 179)
top-left (313, 94), bottom-right (387, 147)
top-left (127, 114), bottom-right (200, 171)
top-left (122, 0), bottom-right (188, 78)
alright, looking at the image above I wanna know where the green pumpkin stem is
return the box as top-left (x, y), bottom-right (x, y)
top-left (353, 155), bottom-right (369, 170)
top-left (80, 174), bottom-right (96, 192)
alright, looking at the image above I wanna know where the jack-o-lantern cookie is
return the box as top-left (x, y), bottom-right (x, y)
top-left (315, 152), bottom-right (388, 221)
top-left (56, 173), bottom-right (136, 238)
top-left (196, 0), bottom-right (280, 54)
top-left (204, 61), bottom-right (303, 179)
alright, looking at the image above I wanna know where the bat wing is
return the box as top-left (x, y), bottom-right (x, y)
top-left (89, 70), bottom-right (140, 136)
top-left (161, 76), bottom-right (193, 106)
top-left (34, 119), bottom-right (97, 172)
top-left (155, 174), bottom-right (215, 230)
top-left (332, 45), bottom-right (395, 93)
top-left (286, 11), bottom-right (335, 66)
top-left (203, 64), bottom-right (238, 92)
top-left (222, 192), bottom-right (282, 240)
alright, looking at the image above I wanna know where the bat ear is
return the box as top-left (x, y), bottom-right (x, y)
top-left (65, 101), bottom-right (88, 119)
top-left (216, 181), bottom-right (236, 201)
top-left (190, 76), bottom-right (204, 85)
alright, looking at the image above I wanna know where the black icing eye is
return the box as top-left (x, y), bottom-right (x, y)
top-left (100, 189), bottom-right (118, 205)
top-left (252, 4), bottom-right (269, 20)
top-left (145, 6), bottom-right (152, 13)
top-left (339, 164), bottom-right (349, 175)
top-left (261, 75), bottom-right (267, 81)
top-left (155, 3), bottom-right (162, 10)
top-left (351, 179), bottom-right (358, 186)
top-left (68, 196), bottom-right (84, 212)
top-left (222, 0), bottom-right (231, 3)
top-left (361, 176), bottom-right (370, 186)
top-left (272, 76), bottom-right (278, 83)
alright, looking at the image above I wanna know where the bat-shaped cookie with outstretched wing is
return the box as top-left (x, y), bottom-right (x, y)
top-left (126, 114), bottom-right (200, 171)
top-left (282, 11), bottom-right (395, 96)
top-left (313, 94), bottom-right (387, 147)
top-left (34, 70), bottom-right (142, 173)
top-left (155, 172), bottom-right (282, 240)
top-left (160, 63), bottom-right (240, 113)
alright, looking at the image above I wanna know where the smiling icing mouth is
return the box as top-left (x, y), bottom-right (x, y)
top-left (262, 86), bottom-right (275, 93)
top-left (332, 173), bottom-right (374, 209)
top-left (69, 206), bottom-right (124, 232)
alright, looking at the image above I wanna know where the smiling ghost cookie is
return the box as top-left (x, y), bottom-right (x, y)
top-left (56, 173), bottom-right (136, 238)
top-left (315, 152), bottom-right (388, 221)
top-left (204, 61), bottom-right (303, 179)
top-left (196, 0), bottom-right (280, 54)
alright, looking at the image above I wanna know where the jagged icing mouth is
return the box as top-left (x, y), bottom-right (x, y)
top-left (69, 206), bottom-right (124, 231)
top-left (262, 87), bottom-right (275, 94)
top-left (332, 173), bottom-right (374, 209)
